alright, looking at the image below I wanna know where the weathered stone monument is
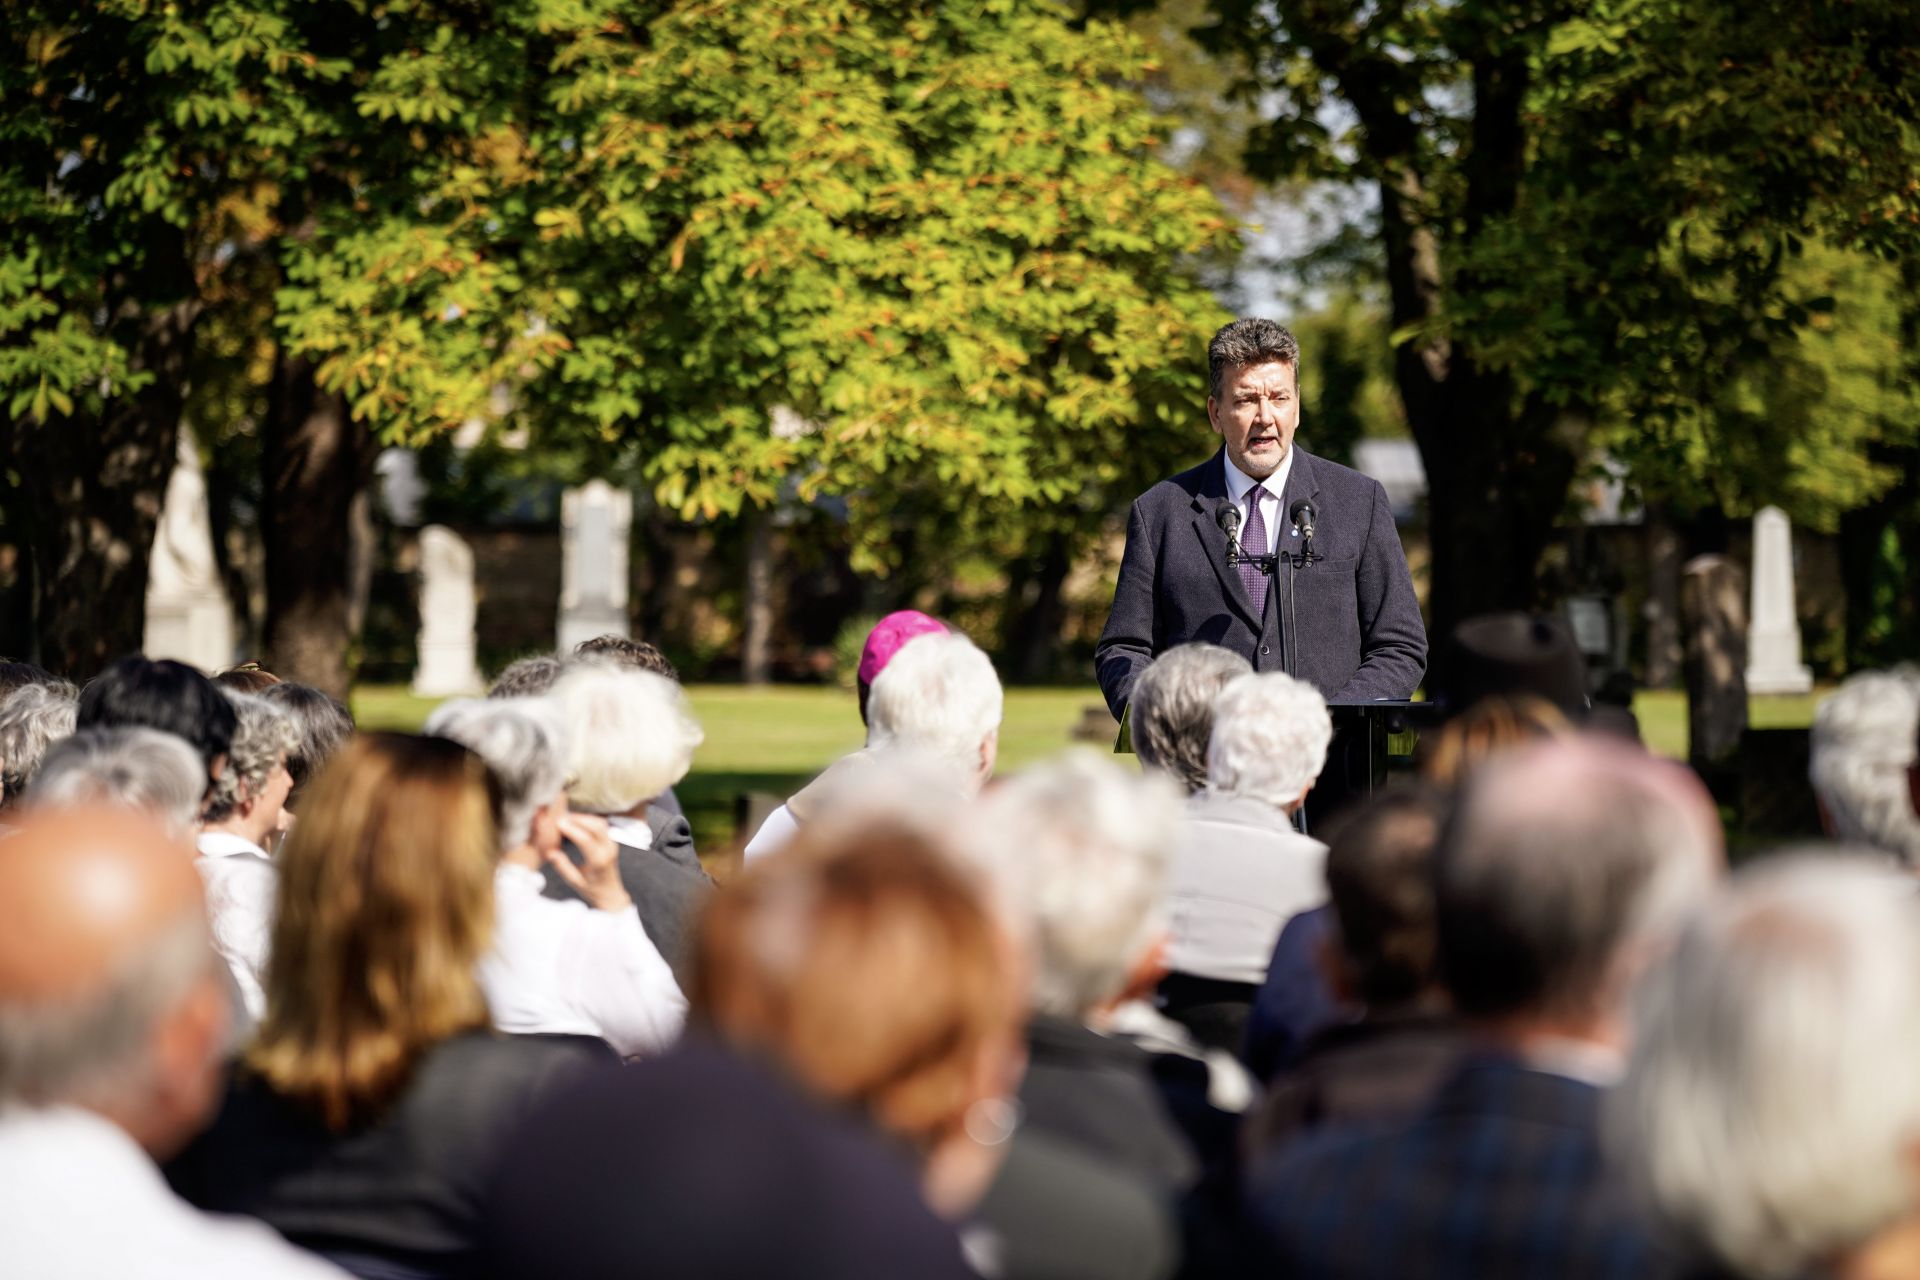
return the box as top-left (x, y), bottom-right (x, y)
top-left (556, 480), bottom-right (631, 652)
top-left (1744, 505), bottom-right (1813, 696)
top-left (144, 429), bottom-right (235, 672)
top-left (411, 525), bottom-right (484, 696)
top-left (1682, 553), bottom-right (1749, 769)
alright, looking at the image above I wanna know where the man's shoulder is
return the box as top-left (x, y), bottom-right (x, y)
top-left (1131, 454), bottom-right (1222, 513)
top-left (1297, 449), bottom-right (1388, 503)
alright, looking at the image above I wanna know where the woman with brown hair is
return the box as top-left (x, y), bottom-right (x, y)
top-left (691, 819), bottom-right (1028, 1221)
top-left (166, 733), bottom-right (606, 1279)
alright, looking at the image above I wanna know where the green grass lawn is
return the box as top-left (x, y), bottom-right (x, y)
top-left (351, 683), bottom-right (1826, 855)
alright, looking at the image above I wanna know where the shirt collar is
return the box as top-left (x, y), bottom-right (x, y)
top-left (495, 862), bottom-right (547, 892)
top-left (1222, 447), bottom-right (1295, 507)
top-left (195, 831), bottom-right (269, 861)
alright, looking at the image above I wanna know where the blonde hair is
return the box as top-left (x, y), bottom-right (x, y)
top-left (691, 823), bottom-right (1020, 1154)
top-left (247, 733), bottom-right (499, 1130)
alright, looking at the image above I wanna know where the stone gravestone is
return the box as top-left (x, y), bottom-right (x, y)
top-left (411, 525), bottom-right (484, 697)
top-left (1681, 553), bottom-right (1749, 770)
top-left (144, 429), bottom-right (236, 672)
top-left (1744, 505), bottom-right (1813, 696)
top-left (556, 480), bottom-right (631, 653)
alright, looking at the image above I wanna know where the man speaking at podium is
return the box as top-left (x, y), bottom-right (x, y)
top-left (1095, 317), bottom-right (1427, 721)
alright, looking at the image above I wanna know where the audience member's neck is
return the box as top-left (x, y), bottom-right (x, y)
top-left (1478, 1007), bottom-right (1628, 1081)
top-left (502, 842), bottom-right (542, 870)
top-left (1837, 1216), bottom-right (1920, 1280)
top-left (617, 800), bottom-right (650, 823)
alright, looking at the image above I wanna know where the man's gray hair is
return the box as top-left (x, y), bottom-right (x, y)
top-left (1130, 644), bottom-right (1251, 794)
top-left (489, 653), bottom-right (564, 699)
top-left (1207, 317), bottom-right (1301, 401)
top-left (1207, 671), bottom-right (1332, 809)
top-left (971, 751), bottom-right (1184, 1020)
top-left (1809, 667), bottom-right (1920, 866)
top-left (425, 697), bottom-right (569, 853)
top-left (549, 660), bottom-right (704, 814)
top-left (0, 899), bottom-right (212, 1110)
top-left (1610, 855), bottom-right (1920, 1280)
top-left (0, 680), bottom-right (79, 807)
top-left (1435, 735), bottom-right (1721, 1022)
top-left (30, 728), bottom-right (207, 841)
top-left (866, 632), bottom-right (1004, 788)
top-left (201, 692), bottom-right (298, 824)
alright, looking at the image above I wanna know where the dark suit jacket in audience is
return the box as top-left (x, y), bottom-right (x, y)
top-left (479, 1038), bottom-right (976, 1280)
top-left (1242, 1009), bottom-right (1466, 1158)
top-left (1247, 1054), bottom-right (1671, 1280)
top-left (167, 1031), bottom-right (608, 1278)
top-left (1241, 904), bottom-right (1357, 1081)
top-left (542, 802), bottom-right (711, 987)
top-left (972, 1129), bottom-right (1178, 1280)
top-left (1020, 1013), bottom-right (1199, 1194)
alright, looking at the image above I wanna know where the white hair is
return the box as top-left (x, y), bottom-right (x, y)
top-left (1809, 667), bottom-right (1920, 865)
top-left (1129, 643), bottom-right (1251, 793)
top-left (202, 691), bottom-right (298, 823)
top-left (970, 751), bottom-right (1185, 1019)
top-left (425, 697), bottom-right (568, 853)
top-left (865, 632), bottom-right (1003, 787)
top-left (1206, 671), bottom-right (1332, 808)
top-left (548, 661), bottom-right (703, 814)
top-left (29, 728), bottom-right (208, 842)
top-left (1610, 855), bottom-right (1920, 1279)
top-left (0, 681), bottom-right (79, 807)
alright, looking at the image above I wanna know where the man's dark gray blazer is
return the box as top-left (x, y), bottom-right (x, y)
top-left (1096, 447), bottom-right (1427, 716)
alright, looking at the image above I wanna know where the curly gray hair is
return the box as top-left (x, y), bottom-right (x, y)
top-left (202, 692), bottom-right (298, 824)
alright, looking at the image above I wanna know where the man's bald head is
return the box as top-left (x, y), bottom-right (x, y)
top-left (0, 808), bottom-right (227, 1157)
top-left (1435, 735), bottom-right (1723, 1032)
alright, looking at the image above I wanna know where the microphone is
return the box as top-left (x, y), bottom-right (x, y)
top-left (1287, 498), bottom-right (1316, 542)
top-left (1216, 501), bottom-right (1243, 567)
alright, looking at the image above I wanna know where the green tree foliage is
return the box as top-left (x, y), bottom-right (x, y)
top-left (1098, 0), bottom-right (1920, 642)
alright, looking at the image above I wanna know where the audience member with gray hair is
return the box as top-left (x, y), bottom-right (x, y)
top-left (972, 752), bottom-right (1211, 1201)
top-left (30, 727), bottom-right (207, 842)
top-left (1810, 666), bottom-right (1920, 866)
top-left (1250, 735), bottom-right (1723, 1280)
top-left (1159, 671), bottom-right (1331, 1052)
top-left (426, 698), bottom-right (685, 1057)
top-left (1127, 643), bottom-right (1251, 794)
top-left (1610, 854), bottom-right (1920, 1280)
top-left (745, 630), bottom-right (1003, 862)
top-left (0, 679), bottom-right (78, 811)
top-left (0, 807), bottom-right (341, 1278)
top-left (545, 661), bottom-right (711, 984)
top-left (194, 693), bottom-right (299, 1024)
top-left (257, 681), bottom-right (353, 813)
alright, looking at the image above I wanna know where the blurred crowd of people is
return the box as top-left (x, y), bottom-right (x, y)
top-left (0, 618), bottom-right (1918, 1280)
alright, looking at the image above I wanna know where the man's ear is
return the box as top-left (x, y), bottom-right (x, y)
top-left (1206, 395), bottom-right (1221, 433)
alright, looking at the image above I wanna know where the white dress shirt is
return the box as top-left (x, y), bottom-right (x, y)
top-left (1166, 790), bottom-right (1328, 985)
top-left (0, 1105), bottom-right (344, 1279)
top-left (1223, 447), bottom-right (1297, 552)
top-left (195, 831), bottom-right (276, 1022)
top-left (479, 861), bottom-right (687, 1058)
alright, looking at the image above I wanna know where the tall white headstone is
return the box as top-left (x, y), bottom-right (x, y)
top-left (557, 480), bottom-right (631, 652)
top-left (412, 525), bottom-right (484, 697)
top-left (144, 429), bottom-right (236, 672)
top-left (1745, 505), bottom-right (1813, 695)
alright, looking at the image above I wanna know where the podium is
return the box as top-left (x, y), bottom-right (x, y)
top-left (1306, 700), bottom-right (1449, 832)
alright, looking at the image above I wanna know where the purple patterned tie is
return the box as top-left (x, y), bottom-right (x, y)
top-left (1238, 485), bottom-right (1269, 616)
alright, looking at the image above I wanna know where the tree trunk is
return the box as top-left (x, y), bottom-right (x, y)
top-left (741, 505), bottom-right (774, 684)
top-left (1001, 530), bottom-right (1073, 684)
top-left (262, 352), bottom-right (375, 699)
top-left (12, 299), bottom-right (198, 678)
top-left (1642, 501), bottom-right (1684, 688)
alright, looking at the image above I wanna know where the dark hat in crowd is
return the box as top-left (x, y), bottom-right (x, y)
top-left (1437, 613), bottom-right (1589, 719)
